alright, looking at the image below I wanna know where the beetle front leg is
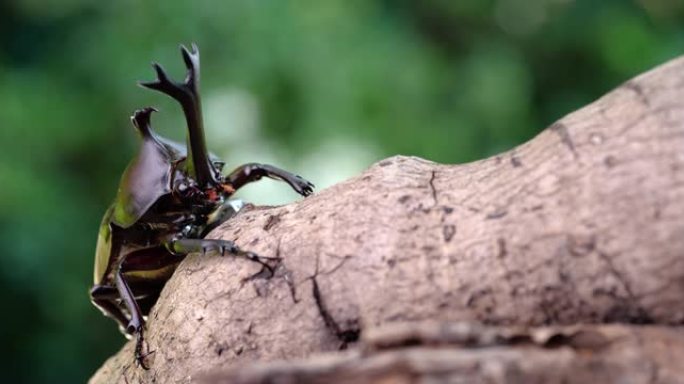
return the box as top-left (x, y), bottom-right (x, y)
top-left (114, 269), bottom-right (153, 370)
top-left (226, 163), bottom-right (314, 196)
top-left (168, 238), bottom-right (280, 274)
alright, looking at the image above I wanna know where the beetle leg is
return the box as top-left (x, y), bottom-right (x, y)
top-left (90, 285), bottom-right (130, 333)
top-left (114, 269), bottom-right (152, 370)
top-left (226, 163), bottom-right (315, 197)
top-left (168, 238), bottom-right (280, 275)
top-left (201, 200), bottom-right (243, 236)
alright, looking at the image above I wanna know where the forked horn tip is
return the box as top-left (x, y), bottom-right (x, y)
top-left (180, 43), bottom-right (199, 69)
top-left (137, 80), bottom-right (157, 90)
top-left (152, 62), bottom-right (170, 78)
top-left (180, 43), bottom-right (199, 55)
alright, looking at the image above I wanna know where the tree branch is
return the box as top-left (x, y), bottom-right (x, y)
top-left (90, 56), bottom-right (684, 384)
top-left (198, 322), bottom-right (684, 384)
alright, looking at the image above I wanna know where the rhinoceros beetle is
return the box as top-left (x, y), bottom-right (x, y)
top-left (90, 44), bottom-right (314, 369)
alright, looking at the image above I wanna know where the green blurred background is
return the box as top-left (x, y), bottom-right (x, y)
top-left (0, 0), bottom-right (682, 382)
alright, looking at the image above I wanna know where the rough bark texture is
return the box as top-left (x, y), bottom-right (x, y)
top-left (198, 322), bottom-right (684, 384)
top-left (90, 56), bottom-right (684, 384)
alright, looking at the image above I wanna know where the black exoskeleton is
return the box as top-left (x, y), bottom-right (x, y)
top-left (90, 44), bottom-right (313, 369)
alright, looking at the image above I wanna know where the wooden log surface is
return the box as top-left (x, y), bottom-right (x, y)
top-left (90, 55), bottom-right (684, 384)
top-left (198, 322), bottom-right (684, 384)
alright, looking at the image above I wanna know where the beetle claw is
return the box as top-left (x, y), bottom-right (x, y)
top-left (134, 329), bottom-right (152, 370)
top-left (289, 175), bottom-right (315, 197)
top-left (255, 255), bottom-right (281, 276)
top-left (135, 354), bottom-right (150, 370)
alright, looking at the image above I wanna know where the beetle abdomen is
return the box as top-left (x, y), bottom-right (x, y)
top-left (93, 207), bottom-right (115, 285)
top-left (121, 247), bottom-right (186, 283)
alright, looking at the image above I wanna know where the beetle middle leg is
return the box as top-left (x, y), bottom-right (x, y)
top-left (201, 200), bottom-right (244, 236)
top-left (168, 238), bottom-right (280, 275)
top-left (226, 163), bottom-right (314, 197)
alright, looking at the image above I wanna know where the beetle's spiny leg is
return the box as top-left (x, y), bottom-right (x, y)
top-left (114, 271), bottom-right (144, 335)
top-left (226, 163), bottom-right (315, 197)
top-left (113, 267), bottom-right (151, 369)
top-left (201, 200), bottom-right (243, 237)
top-left (220, 243), bottom-right (237, 255)
top-left (134, 329), bottom-right (153, 370)
top-left (90, 285), bottom-right (130, 332)
top-left (168, 238), bottom-right (280, 274)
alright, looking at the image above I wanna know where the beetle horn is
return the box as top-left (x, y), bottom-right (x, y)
top-left (139, 43), bottom-right (217, 188)
top-left (130, 107), bottom-right (158, 137)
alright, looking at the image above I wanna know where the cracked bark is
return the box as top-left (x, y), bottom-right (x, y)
top-left (90, 57), bottom-right (684, 383)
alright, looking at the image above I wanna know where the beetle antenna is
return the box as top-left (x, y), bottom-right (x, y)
top-left (139, 43), bottom-right (217, 188)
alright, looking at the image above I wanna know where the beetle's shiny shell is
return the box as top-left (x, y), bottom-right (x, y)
top-left (93, 127), bottom-right (224, 284)
top-left (94, 206), bottom-right (114, 284)
top-left (94, 129), bottom-right (184, 284)
top-left (112, 135), bottom-right (184, 228)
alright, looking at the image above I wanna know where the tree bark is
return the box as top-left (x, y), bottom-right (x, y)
top-left (90, 56), bottom-right (684, 384)
top-left (197, 322), bottom-right (684, 384)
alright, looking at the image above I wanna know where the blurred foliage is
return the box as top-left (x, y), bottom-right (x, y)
top-left (0, 0), bottom-right (682, 382)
